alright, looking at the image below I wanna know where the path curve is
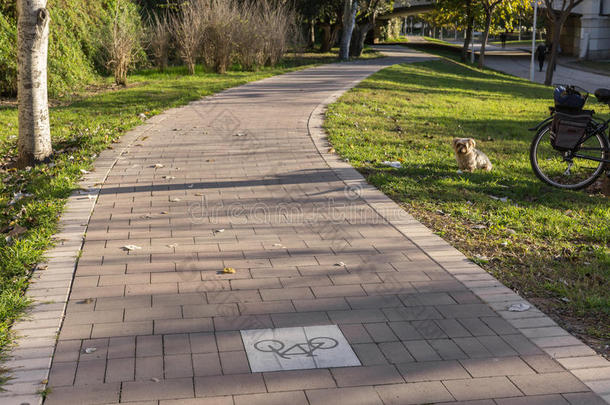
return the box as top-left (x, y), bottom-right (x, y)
top-left (3, 46), bottom-right (609, 405)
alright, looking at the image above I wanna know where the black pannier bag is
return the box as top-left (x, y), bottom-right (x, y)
top-left (550, 112), bottom-right (592, 151)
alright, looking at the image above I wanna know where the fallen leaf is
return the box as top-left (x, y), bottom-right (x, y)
top-left (80, 298), bottom-right (94, 304)
top-left (222, 267), bottom-right (236, 274)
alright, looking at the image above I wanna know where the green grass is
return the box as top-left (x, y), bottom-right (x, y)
top-left (0, 48), bottom-right (381, 360)
top-left (324, 58), bottom-right (610, 352)
top-left (567, 60), bottom-right (610, 77)
top-left (490, 40), bottom-right (544, 47)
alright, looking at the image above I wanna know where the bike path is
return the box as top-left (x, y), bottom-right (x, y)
top-left (4, 45), bottom-right (609, 405)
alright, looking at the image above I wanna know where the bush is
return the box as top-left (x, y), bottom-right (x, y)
top-left (0, 0), bottom-right (145, 97)
top-left (146, 11), bottom-right (170, 71)
top-left (0, 12), bottom-right (17, 96)
top-left (99, 0), bottom-right (145, 85)
top-left (170, 0), bottom-right (205, 75)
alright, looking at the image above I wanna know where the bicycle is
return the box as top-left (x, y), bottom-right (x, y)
top-left (529, 86), bottom-right (610, 190)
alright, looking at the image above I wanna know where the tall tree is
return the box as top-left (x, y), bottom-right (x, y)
top-left (543, 0), bottom-right (583, 85)
top-left (478, 0), bottom-right (504, 67)
top-left (349, 0), bottom-right (391, 57)
top-left (339, 0), bottom-right (358, 60)
top-left (17, 0), bottom-right (52, 167)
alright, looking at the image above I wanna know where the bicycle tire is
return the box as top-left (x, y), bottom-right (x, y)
top-left (530, 124), bottom-right (609, 190)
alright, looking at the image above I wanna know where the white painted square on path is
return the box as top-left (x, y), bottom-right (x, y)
top-left (240, 325), bottom-right (361, 372)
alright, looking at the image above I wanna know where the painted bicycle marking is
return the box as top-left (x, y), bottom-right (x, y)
top-left (253, 337), bottom-right (339, 359)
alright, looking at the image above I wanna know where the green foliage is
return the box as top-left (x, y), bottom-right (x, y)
top-left (378, 18), bottom-right (402, 41)
top-left (0, 12), bottom-right (17, 95)
top-left (0, 0), bottom-right (145, 98)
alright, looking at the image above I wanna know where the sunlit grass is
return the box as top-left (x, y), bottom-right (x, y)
top-left (325, 58), bottom-right (610, 349)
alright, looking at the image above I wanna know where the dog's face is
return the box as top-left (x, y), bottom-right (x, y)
top-left (453, 138), bottom-right (476, 155)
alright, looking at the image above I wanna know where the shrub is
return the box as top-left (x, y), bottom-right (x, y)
top-left (146, 11), bottom-right (170, 71)
top-left (99, 0), bottom-right (145, 85)
top-left (170, 0), bottom-right (205, 75)
top-left (201, 0), bottom-right (241, 74)
top-left (0, 12), bottom-right (17, 96)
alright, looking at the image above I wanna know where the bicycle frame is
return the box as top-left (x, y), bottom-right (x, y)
top-left (572, 117), bottom-right (610, 163)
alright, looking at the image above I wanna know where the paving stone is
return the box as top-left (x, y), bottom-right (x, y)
top-left (495, 394), bottom-right (569, 405)
top-left (264, 369), bottom-right (336, 391)
top-left (122, 377), bottom-right (195, 402)
top-left (44, 383), bottom-right (121, 405)
top-left (160, 397), bottom-right (233, 405)
top-left (165, 354), bottom-right (194, 378)
top-left (106, 357), bottom-right (135, 383)
top-left (522, 355), bottom-right (565, 373)
top-left (398, 360), bottom-right (470, 382)
top-left (562, 392), bottom-right (608, 405)
top-left (460, 356), bottom-right (535, 377)
top-left (443, 376), bottom-right (523, 401)
top-left (234, 390), bottom-right (309, 405)
top-left (509, 372), bottom-right (590, 395)
top-left (306, 386), bottom-right (383, 405)
top-left (375, 381), bottom-right (454, 404)
top-left (136, 356), bottom-right (163, 380)
top-left (331, 365), bottom-right (403, 387)
top-left (352, 343), bottom-right (389, 365)
top-left (219, 351), bottom-right (250, 374)
top-left (378, 341), bottom-right (414, 364)
top-left (195, 373), bottom-right (266, 397)
top-left (74, 358), bottom-right (106, 385)
top-left (48, 361), bottom-right (77, 386)
top-left (364, 323), bottom-right (398, 343)
top-left (339, 324), bottom-right (373, 344)
top-left (193, 352), bottom-right (222, 376)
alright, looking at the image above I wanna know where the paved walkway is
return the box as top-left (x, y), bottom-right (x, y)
top-left (5, 46), bottom-right (610, 405)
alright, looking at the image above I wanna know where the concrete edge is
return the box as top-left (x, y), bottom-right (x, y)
top-left (305, 55), bottom-right (610, 404)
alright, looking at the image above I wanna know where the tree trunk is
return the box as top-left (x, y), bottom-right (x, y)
top-left (17, 0), bottom-right (52, 167)
top-left (339, 0), bottom-right (358, 61)
top-left (307, 20), bottom-right (316, 49)
top-left (478, 12), bottom-right (492, 68)
top-left (461, 0), bottom-right (474, 62)
top-left (545, 15), bottom-right (564, 85)
top-left (350, 20), bottom-right (373, 57)
top-left (320, 23), bottom-right (332, 52)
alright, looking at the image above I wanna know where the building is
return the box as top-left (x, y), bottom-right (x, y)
top-left (559, 0), bottom-right (610, 59)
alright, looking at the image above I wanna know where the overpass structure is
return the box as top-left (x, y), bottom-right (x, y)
top-left (377, 0), bottom-right (435, 20)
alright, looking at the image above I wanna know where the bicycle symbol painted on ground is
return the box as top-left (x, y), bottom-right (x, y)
top-left (253, 337), bottom-right (338, 359)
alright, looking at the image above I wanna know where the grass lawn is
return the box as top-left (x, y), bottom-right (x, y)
top-left (567, 60), bottom-right (610, 77)
top-left (0, 48), bottom-right (380, 360)
top-left (324, 56), bottom-right (610, 355)
top-left (491, 40), bottom-right (544, 47)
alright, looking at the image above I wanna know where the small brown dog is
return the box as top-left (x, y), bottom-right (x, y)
top-left (452, 138), bottom-right (493, 172)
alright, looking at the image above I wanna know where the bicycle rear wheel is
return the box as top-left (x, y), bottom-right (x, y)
top-left (530, 125), bottom-right (608, 190)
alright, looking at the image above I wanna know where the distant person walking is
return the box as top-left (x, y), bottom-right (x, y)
top-left (535, 43), bottom-right (547, 72)
top-left (500, 32), bottom-right (507, 48)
